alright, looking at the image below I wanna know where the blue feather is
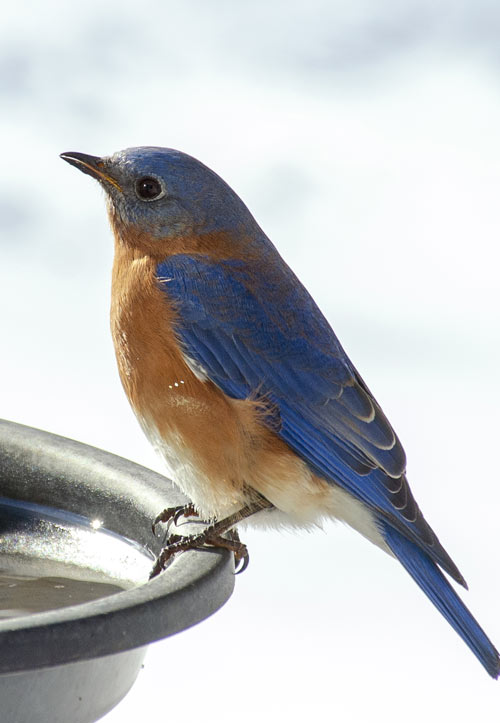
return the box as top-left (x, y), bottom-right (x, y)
top-left (382, 522), bottom-right (500, 678)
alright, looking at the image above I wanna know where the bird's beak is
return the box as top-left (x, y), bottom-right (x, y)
top-left (60, 151), bottom-right (122, 192)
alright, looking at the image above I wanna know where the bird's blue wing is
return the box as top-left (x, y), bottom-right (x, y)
top-left (157, 253), bottom-right (500, 678)
top-left (156, 252), bottom-right (460, 580)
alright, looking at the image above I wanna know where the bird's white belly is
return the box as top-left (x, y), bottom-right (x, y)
top-left (137, 412), bottom-right (390, 555)
top-left (137, 413), bottom-right (248, 518)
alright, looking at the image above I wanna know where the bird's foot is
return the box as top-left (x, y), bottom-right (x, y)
top-left (149, 494), bottom-right (274, 579)
top-left (152, 502), bottom-right (198, 535)
top-left (149, 525), bottom-right (248, 579)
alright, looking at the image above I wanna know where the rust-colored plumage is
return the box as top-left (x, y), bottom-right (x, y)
top-left (110, 220), bottom-right (335, 521)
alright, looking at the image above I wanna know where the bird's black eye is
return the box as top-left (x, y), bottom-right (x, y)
top-left (135, 176), bottom-right (164, 201)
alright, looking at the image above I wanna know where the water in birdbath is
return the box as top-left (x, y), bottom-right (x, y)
top-left (0, 572), bottom-right (126, 619)
top-left (0, 497), bottom-right (154, 619)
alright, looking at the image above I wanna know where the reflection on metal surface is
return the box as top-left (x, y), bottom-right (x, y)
top-left (0, 497), bottom-right (154, 619)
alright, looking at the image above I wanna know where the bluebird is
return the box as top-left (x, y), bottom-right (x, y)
top-left (61, 147), bottom-right (499, 678)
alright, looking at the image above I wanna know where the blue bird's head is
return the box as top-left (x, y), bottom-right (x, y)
top-left (60, 147), bottom-right (262, 250)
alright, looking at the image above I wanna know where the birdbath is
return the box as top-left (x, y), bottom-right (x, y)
top-left (0, 419), bottom-right (234, 723)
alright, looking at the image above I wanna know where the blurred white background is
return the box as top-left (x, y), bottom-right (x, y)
top-left (1, 1), bottom-right (500, 720)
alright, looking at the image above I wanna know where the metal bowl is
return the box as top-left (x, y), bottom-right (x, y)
top-left (0, 419), bottom-right (234, 723)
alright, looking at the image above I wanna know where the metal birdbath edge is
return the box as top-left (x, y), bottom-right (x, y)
top-left (0, 419), bottom-right (235, 723)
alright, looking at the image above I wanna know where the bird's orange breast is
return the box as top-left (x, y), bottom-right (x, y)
top-left (109, 239), bottom-right (334, 521)
top-left (109, 243), bottom-right (263, 514)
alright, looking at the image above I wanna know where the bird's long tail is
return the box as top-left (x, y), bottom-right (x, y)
top-left (381, 521), bottom-right (500, 678)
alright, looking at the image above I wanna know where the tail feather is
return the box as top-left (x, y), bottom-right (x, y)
top-left (381, 521), bottom-right (500, 678)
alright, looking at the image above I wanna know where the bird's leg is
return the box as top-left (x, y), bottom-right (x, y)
top-left (152, 502), bottom-right (198, 535)
top-left (149, 494), bottom-right (273, 578)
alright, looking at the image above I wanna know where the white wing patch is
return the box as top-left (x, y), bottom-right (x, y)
top-left (182, 352), bottom-right (209, 382)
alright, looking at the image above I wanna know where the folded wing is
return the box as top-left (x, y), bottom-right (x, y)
top-left (157, 252), bottom-right (465, 586)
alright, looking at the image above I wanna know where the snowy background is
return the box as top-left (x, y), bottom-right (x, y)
top-left (1, 1), bottom-right (500, 720)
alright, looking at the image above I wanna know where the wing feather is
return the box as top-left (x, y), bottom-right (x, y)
top-left (157, 253), bottom-right (464, 585)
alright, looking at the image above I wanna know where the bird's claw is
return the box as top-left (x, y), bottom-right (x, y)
top-left (149, 497), bottom-right (271, 578)
top-left (223, 527), bottom-right (249, 573)
top-left (234, 548), bottom-right (250, 574)
top-left (151, 503), bottom-right (198, 535)
top-left (149, 528), bottom-right (249, 579)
